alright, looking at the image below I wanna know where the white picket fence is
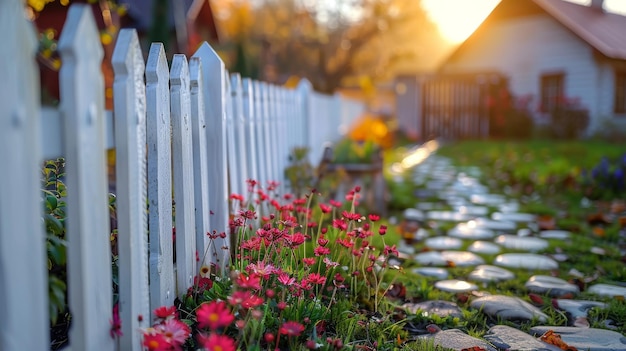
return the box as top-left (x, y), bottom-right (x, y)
top-left (0, 2), bottom-right (364, 350)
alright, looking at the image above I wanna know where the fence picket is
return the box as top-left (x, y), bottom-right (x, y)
top-left (189, 57), bottom-right (212, 266)
top-left (193, 43), bottom-right (230, 271)
top-left (170, 54), bottom-right (197, 296)
top-left (112, 28), bottom-right (150, 350)
top-left (231, 73), bottom-right (249, 195)
top-left (242, 78), bottom-right (259, 188)
top-left (254, 81), bottom-right (268, 190)
top-left (146, 43), bottom-right (175, 313)
top-left (0, 1), bottom-right (48, 349)
top-left (58, 5), bottom-right (114, 350)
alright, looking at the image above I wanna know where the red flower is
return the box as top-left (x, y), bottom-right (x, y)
top-left (280, 321), bottom-right (305, 337)
top-left (110, 303), bottom-right (122, 338)
top-left (314, 246), bottom-right (331, 256)
top-left (378, 225), bottom-right (387, 235)
top-left (342, 211), bottom-right (361, 221)
top-left (368, 214), bottom-right (380, 222)
top-left (336, 238), bottom-right (354, 249)
top-left (153, 305), bottom-right (178, 320)
top-left (198, 333), bottom-right (237, 351)
top-left (319, 203), bottom-right (332, 213)
top-left (230, 193), bottom-right (244, 202)
top-left (306, 272), bottom-right (327, 285)
top-left (284, 232), bottom-right (306, 248)
top-left (329, 199), bottom-right (342, 208)
top-left (241, 294), bottom-right (264, 309)
top-left (142, 331), bottom-right (171, 350)
top-left (196, 301), bottom-right (235, 330)
top-left (383, 244), bottom-right (399, 257)
top-left (332, 219), bottom-right (348, 231)
top-left (317, 237), bottom-right (329, 246)
top-left (303, 257), bottom-right (316, 266)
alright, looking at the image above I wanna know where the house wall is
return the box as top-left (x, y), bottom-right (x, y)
top-left (440, 13), bottom-right (609, 132)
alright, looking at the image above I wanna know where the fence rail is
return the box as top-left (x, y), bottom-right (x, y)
top-left (0, 2), bottom-right (364, 350)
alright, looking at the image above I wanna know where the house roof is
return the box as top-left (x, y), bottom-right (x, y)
top-left (441, 0), bottom-right (626, 68)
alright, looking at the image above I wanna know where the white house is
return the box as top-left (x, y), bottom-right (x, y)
top-left (437, 0), bottom-right (626, 135)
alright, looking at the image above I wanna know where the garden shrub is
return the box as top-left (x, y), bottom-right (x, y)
top-left (550, 104), bottom-right (589, 139)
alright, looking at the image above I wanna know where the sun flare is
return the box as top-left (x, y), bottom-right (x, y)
top-left (422, 0), bottom-right (499, 44)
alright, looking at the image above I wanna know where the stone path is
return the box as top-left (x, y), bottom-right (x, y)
top-left (395, 154), bottom-right (626, 351)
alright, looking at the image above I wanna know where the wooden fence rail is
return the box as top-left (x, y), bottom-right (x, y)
top-left (0, 2), bottom-right (364, 350)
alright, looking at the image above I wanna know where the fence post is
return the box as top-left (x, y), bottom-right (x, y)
top-left (58, 5), bottom-right (114, 350)
top-left (112, 28), bottom-right (150, 349)
top-left (297, 79), bottom-right (314, 165)
top-left (193, 43), bottom-right (230, 271)
top-left (189, 57), bottom-right (212, 267)
top-left (254, 81), bottom-right (268, 191)
top-left (146, 43), bottom-right (175, 313)
top-left (170, 54), bottom-right (197, 296)
top-left (0, 0), bottom-right (49, 349)
top-left (242, 78), bottom-right (259, 187)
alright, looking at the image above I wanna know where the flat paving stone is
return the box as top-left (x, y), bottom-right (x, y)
top-left (587, 283), bottom-right (626, 298)
top-left (403, 208), bottom-right (425, 222)
top-left (403, 300), bottom-right (463, 318)
top-left (454, 205), bottom-right (489, 216)
top-left (424, 236), bottom-right (463, 250)
top-left (494, 253), bottom-right (558, 270)
top-left (525, 275), bottom-right (580, 297)
top-left (414, 251), bottom-right (485, 267)
top-left (471, 193), bottom-right (507, 206)
top-left (469, 265), bottom-right (515, 283)
top-left (553, 299), bottom-right (607, 319)
top-left (474, 218), bottom-right (517, 231)
top-left (495, 234), bottom-right (549, 252)
top-left (471, 295), bottom-right (549, 322)
top-left (492, 212), bottom-right (536, 222)
top-left (484, 325), bottom-right (562, 351)
top-left (529, 326), bottom-right (626, 351)
top-left (539, 230), bottom-right (572, 240)
top-left (467, 241), bottom-right (501, 255)
top-left (448, 222), bottom-right (495, 240)
top-left (413, 267), bottom-right (449, 279)
top-left (435, 279), bottom-right (478, 293)
top-left (499, 201), bottom-right (520, 213)
top-left (424, 328), bottom-right (498, 351)
top-left (427, 211), bottom-right (472, 222)
top-left (415, 202), bottom-right (439, 211)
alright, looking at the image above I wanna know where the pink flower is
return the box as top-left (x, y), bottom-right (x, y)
top-left (314, 246), bottom-right (331, 256)
top-left (110, 303), bottom-right (122, 338)
top-left (303, 257), bottom-right (316, 266)
top-left (284, 232), bottom-right (306, 248)
top-left (279, 321), bottom-right (305, 337)
top-left (319, 203), bottom-right (332, 213)
top-left (332, 219), bottom-right (348, 231)
top-left (277, 273), bottom-right (296, 286)
top-left (153, 305), bottom-right (177, 320)
top-left (368, 214), bottom-right (380, 222)
top-left (383, 244), bottom-right (399, 257)
top-left (197, 333), bottom-right (237, 351)
top-left (155, 318), bottom-right (190, 346)
top-left (329, 199), bottom-right (342, 208)
top-left (196, 301), bottom-right (235, 330)
top-left (306, 272), bottom-right (327, 285)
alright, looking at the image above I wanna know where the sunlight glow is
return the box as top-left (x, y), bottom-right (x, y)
top-left (423, 0), bottom-right (626, 44)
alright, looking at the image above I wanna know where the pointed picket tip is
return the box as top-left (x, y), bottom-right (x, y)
top-left (192, 42), bottom-right (224, 70)
top-left (58, 5), bottom-right (103, 62)
top-left (297, 78), bottom-right (313, 92)
top-left (189, 57), bottom-right (203, 89)
top-left (146, 43), bottom-right (169, 84)
top-left (170, 54), bottom-right (189, 87)
top-left (112, 29), bottom-right (143, 77)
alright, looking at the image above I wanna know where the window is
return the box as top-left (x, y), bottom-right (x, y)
top-left (614, 71), bottom-right (626, 114)
top-left (540, 73), bottom-right (564, 112)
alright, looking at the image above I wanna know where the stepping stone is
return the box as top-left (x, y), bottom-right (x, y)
top-left (424, 328), bottom-right (498, 351)
top-left (427, 211), bottom-right (472, 222)
top-left (403, 208), bottom-right (425, 222)
top-left (539, 230), bottom-right (572, 240)
top-left (425, 180), bottom-right (450, 190)
top-left (587, 283), bottom-right (626, 298)
top-left (499, 202), bottom-right (520, 213)
top-left (448, 222), bottom-right (495, 240)
top-left (469, 265), bottom-right (515, 283)
top-left (424, 236), bottom-right (463, 250)
top-left (517, 228), bottom-right (533, 237)
top-left (413, 267), bottom-right (449, 280)
top-left (435, 279), bottom-right (478, 293)
top-left (467, 241), bottom-right (501, 255)
top-left (495, 235), bottom-right (549, 252)
top-left (484, 325), bottom-right (562, 351)
top-left (402, 300), bottom-right (463, 318)
top-left (553, 299), bottom-right (607, 319)
top-left (492, 212), bottom-right (536, 223)
top-left (471, 194), bottom-right (507, 206)
top-left (414, 251), bottom-right (485, 267)
top-left (529, 326), bottom-right (626, 351)
top-left (525, 275), bottom-right (580, 297)
top-left (415, 202), bottom-right (439, 211)
top-left (454, 205), bottom-right (489, 216)
top-left (414, 189), bottom-right (438, 199)
top-left (474, 218), bottom-right (517, 231)
top-left (471, 295), bottom-right (549, 322)
top-left (494, 253), bottom-right (558, 270)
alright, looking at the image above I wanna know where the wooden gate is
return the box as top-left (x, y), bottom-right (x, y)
top-left (395, 73), bottom-right (507, 141)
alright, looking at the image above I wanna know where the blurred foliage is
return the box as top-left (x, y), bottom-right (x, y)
top-left (333, 138), bottom-right (379, 164)
top-left (213, 0), bottom-right (450, 92)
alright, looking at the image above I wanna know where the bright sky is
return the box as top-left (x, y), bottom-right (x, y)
top-left (422, 0), bottom-right (626, 44)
